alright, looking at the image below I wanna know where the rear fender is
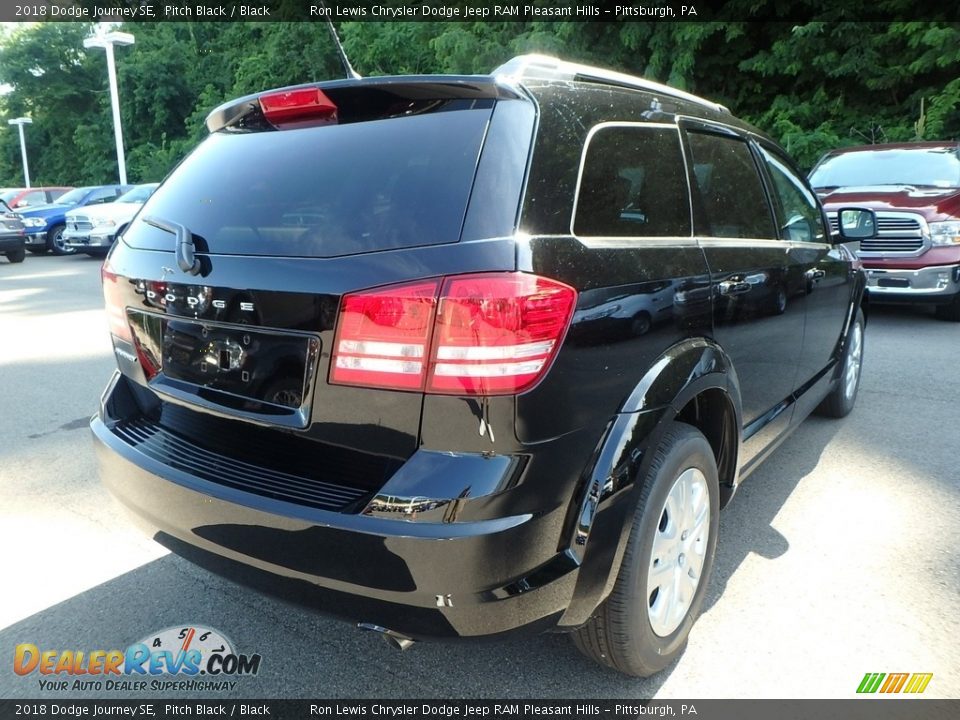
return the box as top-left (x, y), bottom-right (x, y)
top-left (558, 337), bottom-right (741, 628)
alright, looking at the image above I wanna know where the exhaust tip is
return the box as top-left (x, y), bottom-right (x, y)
top-left (357, 623), bottom-right (417, 651)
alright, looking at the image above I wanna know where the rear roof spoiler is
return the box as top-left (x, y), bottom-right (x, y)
top-left (206, 76), bottom-right (522, 133)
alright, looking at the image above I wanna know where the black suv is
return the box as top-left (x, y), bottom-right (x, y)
top-left (92, 55), bottom-right (872, 677)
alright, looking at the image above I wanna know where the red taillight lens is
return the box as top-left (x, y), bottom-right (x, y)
top-left (259, 87), bottom-right (337, 127)
top-left (429, 274), bottom-right (576, 395)
top-left (330, 280), bottom-right (440, 390)
top-left (101, 262), bottom-right (133, 343)
top-left (330, 273), bottom-right (576, 396)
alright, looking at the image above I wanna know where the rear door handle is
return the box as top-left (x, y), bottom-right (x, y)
top-left (718, 280), bottom-right (751, 296)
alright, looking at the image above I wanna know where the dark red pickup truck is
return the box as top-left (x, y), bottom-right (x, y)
top-left (811, 142), bottom-right (960, 321)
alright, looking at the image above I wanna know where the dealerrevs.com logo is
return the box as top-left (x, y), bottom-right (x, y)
top-left (13, 626), bottom-right (262, 692)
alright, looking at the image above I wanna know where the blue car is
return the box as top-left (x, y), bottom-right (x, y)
top-left (20, 184), bottom-right (132, 255)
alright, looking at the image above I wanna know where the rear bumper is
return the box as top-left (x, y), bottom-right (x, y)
top-left (865, 263), bottom-right (960, 304)
top-left (92, 373), bottom-right (583, 640)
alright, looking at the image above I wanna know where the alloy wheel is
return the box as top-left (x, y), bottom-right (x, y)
top-left (647, 467), bottom-right (710, 637)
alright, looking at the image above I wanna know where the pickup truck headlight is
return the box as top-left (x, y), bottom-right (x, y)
top-left (22, 217), bottom-right (47, 228)
top-left (93, 218), bottom-right (117, 228)
top-left (930, 221), bottom-right (960, 246)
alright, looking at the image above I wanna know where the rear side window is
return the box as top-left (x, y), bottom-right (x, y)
top-left (124, 108), bottom-right (492, 258)
top-left (573, 124), bottom-right (691, 238)
top-left (687, 131), bottom-right (775, 239)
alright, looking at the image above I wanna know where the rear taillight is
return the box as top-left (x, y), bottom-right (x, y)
top-left (259, 87), bottom-right (337, 127)
top-left (331, 280), bottom-right (439, 391)
top-left (331, 273), bottom-right (576, 396)
top-left (101, 262), bottom-right (132, 344)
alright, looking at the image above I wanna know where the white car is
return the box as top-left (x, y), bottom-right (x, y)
top-left (63, 183), bottom-right (158, 256)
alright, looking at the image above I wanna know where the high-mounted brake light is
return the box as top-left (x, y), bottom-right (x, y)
top-left (259, 87), bottom-right (338, 127)
top-left (330, 273), bottom-right (576, 396)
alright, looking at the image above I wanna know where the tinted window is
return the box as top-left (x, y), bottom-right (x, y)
top-left (19, 190), bottom-right (46, 206)
top-left (758, 146), bottom-right (826, 243)
top-left (118, 184), bottom-right (158, 204)
top-left (687, 132), bottom-right (775, 239)
top-left (124, 108), bottom-right (491, 258)
top-left (88, 187), bottom-right (120, 205)
top-left (810, 147), bottom-right (960, 189)
top-left (573, 125), bottom-right (690, 237)
top-left (56, 187), bottom-right (97, 206)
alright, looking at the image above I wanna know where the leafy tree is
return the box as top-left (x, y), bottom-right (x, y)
top-left (1, 16), bottom-right (957, 185)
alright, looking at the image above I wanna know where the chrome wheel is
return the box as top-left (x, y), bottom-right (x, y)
top-left (647, 467), bottom-right (710, 637)
top-left (49, 225), bottom-right (75, 255)
top-left (844, 320), bottom-right (863, 401)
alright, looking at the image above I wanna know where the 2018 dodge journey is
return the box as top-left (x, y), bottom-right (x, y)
top-left (92, 55), bottom-right (875, 676)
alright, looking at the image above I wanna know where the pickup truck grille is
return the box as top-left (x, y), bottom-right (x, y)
top-left (67, 216), bottom-right (93, 231)
top-left (830, 212), bottom-right (925, 254)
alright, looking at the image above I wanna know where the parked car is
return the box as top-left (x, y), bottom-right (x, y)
top-left (64, 183), bottom-right (159, 256)
top-left (91, 55), bottom-right (873, 677)
top-left (811, 142), bottom-right (960, 321)
top-left (0, 186), bottom-right (72, 210)
top-left (19, 184), bottom-right (132, 255)
top-left (0, 199), bottom-right (26, 264)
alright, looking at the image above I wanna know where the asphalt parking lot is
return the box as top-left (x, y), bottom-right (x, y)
top-left (1, 255), bottom-right (958, 700)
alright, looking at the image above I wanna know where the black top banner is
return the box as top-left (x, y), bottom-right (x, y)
top-left (0, 700), bottom-right (958, 720)
top-left (3, 0), bottom-right (958, 23)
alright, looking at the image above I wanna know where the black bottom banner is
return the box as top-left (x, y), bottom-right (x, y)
top-left (1, 699), bottom-right (957, 720)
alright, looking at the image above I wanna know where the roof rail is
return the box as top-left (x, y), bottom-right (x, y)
top-left (492, 54), bottom-right (730, 114)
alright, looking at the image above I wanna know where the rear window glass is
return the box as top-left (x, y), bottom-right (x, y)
top-left (124, 108), bottom-right (492, 257)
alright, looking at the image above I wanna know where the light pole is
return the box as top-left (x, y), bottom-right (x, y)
top-left (83, 31), bottom-right (135, 186)
top-left (7, 117), bottom-right (33, 188)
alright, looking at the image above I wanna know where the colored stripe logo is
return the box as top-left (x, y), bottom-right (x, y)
top-left (857, 672), bottom-right (933, 694)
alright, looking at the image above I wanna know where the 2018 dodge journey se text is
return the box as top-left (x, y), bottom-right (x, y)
top-left (92, 55), bottom-right (875, 676)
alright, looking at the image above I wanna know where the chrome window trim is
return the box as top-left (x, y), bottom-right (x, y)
top-left (570, 121), bottom-right (695, 246)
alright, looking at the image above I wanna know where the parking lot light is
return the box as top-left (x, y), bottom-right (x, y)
top-left (83, 31), bottom-right (135, 186)
top-left (7, 117), bottom-right (33, 188)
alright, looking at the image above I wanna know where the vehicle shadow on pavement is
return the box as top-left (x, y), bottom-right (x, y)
top-left (704, 415), bottom-right (841, 614)
top-left (0, 553), bottom-right (675, 699)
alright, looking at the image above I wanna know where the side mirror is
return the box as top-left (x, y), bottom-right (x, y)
top-left (14, 201), bottom-right (29, 208)
top-left (835, 207), bottom-right (877, 241)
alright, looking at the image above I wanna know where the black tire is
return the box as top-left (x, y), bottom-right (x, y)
top-left (817, 307), bottom-right (865, 418)
top-left (47, 224), bottom-right (74, 256)
top-left (27, 247), bottom-right (47, 255)
top-left (572, 422), bottom-right (720, 677)
top-left (934, 295), bottom-right (960, 322)
top-left (5, 248), bottom-right (26, 263)
top-left (771, 286), bottom-right (787, 316)
top-left (630, 311), bottom-right (652, 336)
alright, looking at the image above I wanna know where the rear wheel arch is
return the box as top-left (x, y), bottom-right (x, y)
top-left (559, 339), bottom-right (743, 628)
top-left (672, 386), bottom-right (739, 507)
